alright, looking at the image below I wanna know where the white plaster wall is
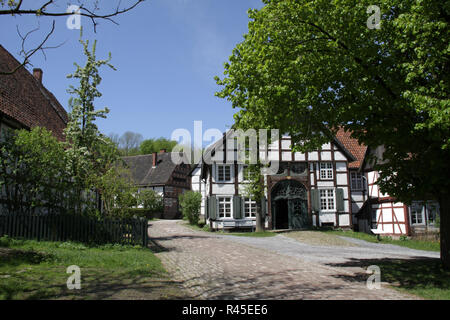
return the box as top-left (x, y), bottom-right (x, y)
top-left (336, 172), bottom-right (348, 185)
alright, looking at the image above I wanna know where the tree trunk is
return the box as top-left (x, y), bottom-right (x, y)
top-left (255, 200), bottom-right (265, 232)
top-left (439, 195), bottom-right (450, 270)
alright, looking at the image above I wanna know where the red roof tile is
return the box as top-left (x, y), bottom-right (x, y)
top-left (335, 128), bottom-right (367, 169)
top-left (0, 45), bottom-right (68, 141)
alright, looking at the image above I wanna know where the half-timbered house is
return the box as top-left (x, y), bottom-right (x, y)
top-left (356, 146), bottom-right (440, 237)
top-left (191, 129), bottom-right (439, 236)
top-left (191, 129), bottom-right (366, 231)
top-left (123, 150), bottom-right (192, 219)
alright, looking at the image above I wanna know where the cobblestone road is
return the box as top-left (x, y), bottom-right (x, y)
top-left (149, 220), bottom-right (421, 300)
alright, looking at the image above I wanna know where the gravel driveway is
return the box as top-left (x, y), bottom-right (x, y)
top-left (148, 220), bottom-right (437, 300)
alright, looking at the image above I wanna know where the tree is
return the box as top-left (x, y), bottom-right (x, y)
top-left (64, 35), bottom-right (116, 214)
top-left (96, 162), bottom-right (137, 217)
top-left (140, 137), bottom-right (178, 155)
top-left (179, 191), bottom-right (202, 225)
top-left (215, 0), bottom-right (450, 266)
top-left (119, 131), bottom-right (143, 156)
top-left (242, 163), bottom-right (266, 232)
top-left (137, 189), bottom-right (163, 213)
top-left (0, 0), bottom-right (144, 75)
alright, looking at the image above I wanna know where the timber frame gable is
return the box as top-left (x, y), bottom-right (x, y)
top-left (192, 129), bottom-right (359, 231)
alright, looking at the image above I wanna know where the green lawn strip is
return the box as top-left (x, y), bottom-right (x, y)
top-left (181, 221), bottom-right (276, 237)
top-left (218, 231), bottom-right (277, 238)
top-left (0, 237), bottom-right (176, 300)
top-left (361, 258), bottom-right (450, 300)
top-left (319, 230), bottom-right (440, 252)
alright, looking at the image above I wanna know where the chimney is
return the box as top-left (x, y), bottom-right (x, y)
top-left (159, 149), bottom-right (167, 153)
top-left (152, 152), bottom-right (157, 168)
top-left (33, 68), bottom-right (43, 83)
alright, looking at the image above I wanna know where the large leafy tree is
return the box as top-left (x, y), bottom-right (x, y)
top-left (215, 0), bottom-right (450, 266)
top-left (140, 137), bottom-right (178, 155)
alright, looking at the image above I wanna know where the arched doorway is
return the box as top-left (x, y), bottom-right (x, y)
top-left (271, 180), bottom-right (310, 230)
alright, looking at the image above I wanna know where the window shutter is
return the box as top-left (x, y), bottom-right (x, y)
top-left (311, 189), bottom-right (320, 212)
top-left (209, 196), bottom-right (217, 220)
top-left (233, 195), bottom-right (242, 219)
top-left (336, 188), bottom-right (344, 212)
top-left (205, 196), bottom-right (209, 219)
top-left (260, 196), bottom-right (267, 218)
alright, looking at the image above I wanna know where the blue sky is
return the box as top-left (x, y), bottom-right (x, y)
top-left (0, 0), bottom-right (263, 143)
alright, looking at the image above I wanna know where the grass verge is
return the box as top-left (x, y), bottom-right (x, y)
top-left (341, 258), bottom-right (450, 300)
top-left (0, 235), bottom-right (184, 300)
top-left (319, 229), bottom-right (440, 252)
top-left (181, 221), bottom-right (277, 237)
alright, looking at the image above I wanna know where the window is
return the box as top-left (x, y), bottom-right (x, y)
top-left (350, 172), bottom-right (364, 191)
top-left (319, 189), bottom-right (335, 211)
top-left (217, 165), bottom-right (232, 182)
top-left (320, 163), bottom-right (333, 180)
top-left (410, 201), bottom-right (440, 226)
top-left (244, 198), bottom-right (257, 218)
top-left (371, 209), bottom-right (378, 228)
top-left (426, 202), bottom-right (440, 225)
top-left (410, 202), bottom-right (425, 225)
top-left (218, 197), bottom-right (232, 218)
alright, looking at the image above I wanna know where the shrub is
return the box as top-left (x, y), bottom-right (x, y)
top-left (137, 189), bottom-right (163, 213)
top-left (179, 191), bottom-right (202, 225)
top-left (0, 235), bottom-right (11, 248)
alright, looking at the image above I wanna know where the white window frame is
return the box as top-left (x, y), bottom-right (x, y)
top-left (217, 196), bottom-right (233, 219)
top-left (216, 164), bottom-right (233, 183)
top-left (319, 188), bottom-right (336, 212)
top-left (319, 162), bottom-right (333, 180)
top-left (244, 197), bottom-right (257, 219)
top-left (410, 202), bottom-right (425, 225)
top-left (350, 172), bottom-right (364, 191)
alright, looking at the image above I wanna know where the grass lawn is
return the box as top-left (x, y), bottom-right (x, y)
top-left (0, 236), bottom-right (184, 300)
top-left (351, 258), bottom-right (450, 300)
top-left (319, 229), bottom-right (440, 252)
top-left (284, 231), bottom-right (357, 247)
top-left (310, 230), bottom-right (447, 299)
top-left (181, 221), bottom-right (277, 237)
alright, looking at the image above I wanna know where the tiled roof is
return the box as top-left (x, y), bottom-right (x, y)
top-left (122, 152), bottom-right (189, 187)
top-left (335, 128), bottom-right (367, 169)
top-left (0, 45), bottom-right (68, 141)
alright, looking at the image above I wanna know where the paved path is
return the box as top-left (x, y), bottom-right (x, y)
top-left (149, 220), bottom-right (435, 300)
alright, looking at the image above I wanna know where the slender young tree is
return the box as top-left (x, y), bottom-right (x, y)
top-left (64, 35), bottom-right (116, 214)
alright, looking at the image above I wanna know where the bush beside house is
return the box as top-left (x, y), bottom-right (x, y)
top-left (179, 191), bottom-right (202, 225)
